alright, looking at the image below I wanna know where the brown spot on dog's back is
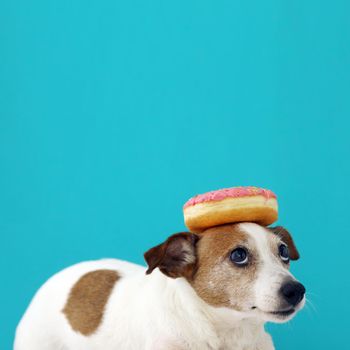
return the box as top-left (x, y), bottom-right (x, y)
top-left (63, 269), bottom-right (119, 335)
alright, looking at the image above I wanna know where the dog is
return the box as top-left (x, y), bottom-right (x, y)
top-left (15, 223), bottom-right (305, 350)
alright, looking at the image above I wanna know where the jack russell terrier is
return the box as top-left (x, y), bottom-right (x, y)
top-left (15, 223), bottom-right (305, 350)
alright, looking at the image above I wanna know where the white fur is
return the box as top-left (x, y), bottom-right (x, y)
top-left (15, 223), bottom-right (303, 350)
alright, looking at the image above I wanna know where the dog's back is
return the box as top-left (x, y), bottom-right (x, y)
top-left (14, 259), bottom-right (146, 350)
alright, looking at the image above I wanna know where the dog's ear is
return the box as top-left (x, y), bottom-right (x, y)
top-left (270, 226), bottom-right (300, 260)
top-left (144, 232), bottom-right (200, 279)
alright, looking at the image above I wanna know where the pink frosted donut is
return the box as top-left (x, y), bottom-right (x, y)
top-left (183, 186), bottom-right (278, 232)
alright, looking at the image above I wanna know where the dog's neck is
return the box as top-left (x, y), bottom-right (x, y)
top-left (147, 269), bottom-right (269, 350)
top-left (205, 304), bottom-right (269, 349)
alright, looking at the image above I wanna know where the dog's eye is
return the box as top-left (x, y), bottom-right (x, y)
top-left (230, 248), bottom-right (248, 265)
top-left (279, 244), bottom-right (290, 263)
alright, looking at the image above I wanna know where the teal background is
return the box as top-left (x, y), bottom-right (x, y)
top-left (0, 1), bottom-right (349, 349)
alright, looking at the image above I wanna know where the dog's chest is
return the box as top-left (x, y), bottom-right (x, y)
top-left (214, 322), bottom-right (274, 350)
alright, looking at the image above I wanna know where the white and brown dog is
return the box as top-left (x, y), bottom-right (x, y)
top-left (15, 223), bottom-right (305, 350)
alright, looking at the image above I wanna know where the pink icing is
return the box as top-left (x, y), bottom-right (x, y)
top-left (183, 186), bottom-right (277, 208)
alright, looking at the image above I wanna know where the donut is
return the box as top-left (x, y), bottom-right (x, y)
top-left (183, 186), bottom-right (278, 232)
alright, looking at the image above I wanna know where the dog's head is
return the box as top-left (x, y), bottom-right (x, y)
top-left (144, 222), bottom-right (305, 323)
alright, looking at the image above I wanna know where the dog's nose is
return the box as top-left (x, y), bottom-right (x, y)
top-left (280, 281), bottom-right (305, 307)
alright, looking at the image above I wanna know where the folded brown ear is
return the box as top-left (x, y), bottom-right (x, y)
top-left (144, 232), bottom-right (199, 279)
top-left (269, 226), bottom-right (300, 260)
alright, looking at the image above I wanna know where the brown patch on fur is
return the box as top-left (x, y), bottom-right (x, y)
top-left (144, 232), bottom-right (199, 279)
top-left (269, 226), bottom-right (300, 260)
top-left (62, 269), bottom-right (119, 335)
top-left (190, 224), bottom-right (259, 310)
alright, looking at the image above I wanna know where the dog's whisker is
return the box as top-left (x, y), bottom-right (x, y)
top-left (305, 298), bottom-right (318, 314)
top-left (305, 291), bottom-right (321, 299)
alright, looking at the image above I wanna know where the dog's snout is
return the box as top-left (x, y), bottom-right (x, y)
top-left (280, 281), bottom-right (305, 307)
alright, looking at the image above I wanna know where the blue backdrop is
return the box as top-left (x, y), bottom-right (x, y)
top-left (1, 1), bottom-right (349, 349)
